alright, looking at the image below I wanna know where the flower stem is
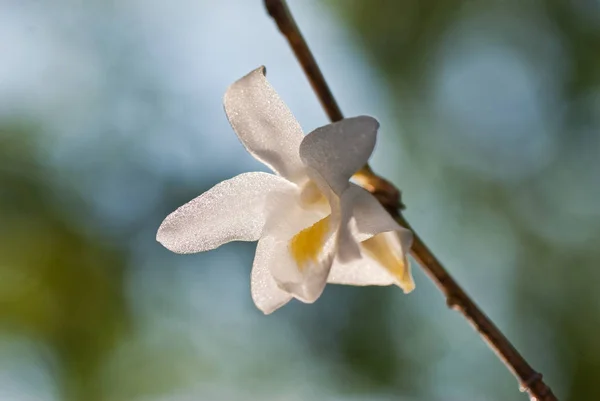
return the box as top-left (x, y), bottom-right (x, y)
top-left (264, 1), bottom-right (558, 400)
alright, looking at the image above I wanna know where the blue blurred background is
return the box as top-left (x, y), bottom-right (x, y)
top-left (1, 0), bottom-right (599, 400)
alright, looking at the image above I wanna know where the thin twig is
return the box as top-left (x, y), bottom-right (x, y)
top-left (263, 1), bottom-right (558, 400)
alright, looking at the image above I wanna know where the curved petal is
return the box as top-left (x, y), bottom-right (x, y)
top-left (251, 237), bottom-right (293, 314)
top-left (361, 232), bottom-right (415, 293)
top-left (263, 202), bottom-right (336, 304)
top-left (334, 183), bottom-right (399, 264)
top-left (328, 232), bottom-right (415, 292)
top-left (330, 185), bottom-right (415, 292)
top-left (157, 172), bottom-right (297, 254)
top-left (348, 184), bottom-right (407, 242)
top-left (223, 66), bottom-right (306, 183)
top-left (299, 116), bottom-right (379, 196)
top-left (334, 185), bottom-right (363, 264)
top-left (328, 253), bottom-right (396, 286)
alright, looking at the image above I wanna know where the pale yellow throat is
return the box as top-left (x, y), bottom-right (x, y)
top-left (289, 216), bottom-right (330, 270)
top-left (361, 232), bottom-right (415, 293)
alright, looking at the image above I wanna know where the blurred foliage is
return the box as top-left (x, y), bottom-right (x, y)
top-left (296, 287), bottom-right (426, 396)
top-left (0, 124), bottom-right (129, 401)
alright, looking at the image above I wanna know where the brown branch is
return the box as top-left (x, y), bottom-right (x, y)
top-left (263, 1), bottom-right (558, 400)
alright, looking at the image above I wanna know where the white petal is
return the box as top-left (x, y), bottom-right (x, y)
top-left (157, 172), bottom-right (297, 254)
top-left (223, 67), bottom-right (306, 183)
top-left (272, 244), bottom-right (333, 304)
top-left (328, 232), bottom-right (414, 291)
top-left (264, 205), bottom-right (336, 304)
top-left (334, 185), bottom-right (363, 264)
top-left (299, 116), bottom-right (379, 196)
top-left (330, 185), bottom-right (415, 292)
top-left (361, 232), bottom-right (415, 293)
top-left (333, 183), bottom-right (398, 265)
top-left (251, 237), bottom-right (293, 314)
top-left (328, 253), bottom-right (396, 286)
top-left (348, 184), bottom-right (409, 242)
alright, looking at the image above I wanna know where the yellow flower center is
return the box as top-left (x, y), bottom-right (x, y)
top-left (289, 216), bottom-right (330, 270)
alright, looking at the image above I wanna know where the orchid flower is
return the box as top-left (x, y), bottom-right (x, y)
top-left (157, 67), bottom-right (414, 314)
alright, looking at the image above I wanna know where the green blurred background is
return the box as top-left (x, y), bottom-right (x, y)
top-left (1, 0), bottom-right (598, 400)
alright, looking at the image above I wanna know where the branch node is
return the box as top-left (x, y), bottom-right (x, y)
top-left (520, 372), bottom-right (543, 392)
top-left (445, 294), bottom-right (462, 310)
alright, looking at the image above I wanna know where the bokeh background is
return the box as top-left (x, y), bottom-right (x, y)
top-left (1, 0), bottom-right (599, 400)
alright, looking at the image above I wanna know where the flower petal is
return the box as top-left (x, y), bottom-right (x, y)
top-left (262, 201), bottom-right (335, 304)
top-left (334, 185), bottom-right (364, 264)
top-left (328, 232), bottom-right (415, 292)
top-left (299, 116), bottom-right (379, 196)
top-left (361, 231), bottom-right (415, 293)
top-left (251, 237), bottom-right (293, 314)
top-left (272, 223), bottom-right (336, 304)
top-left (328, 253), bottom-right (396, 286)
top-left (157, 172), bottom-right (297, 254)
top-left (223, 66), bottom-right (306, 183)
top-left (348, 184), bottom-right (408, 242)
top-left (329, 185), bottom-right (415, 292)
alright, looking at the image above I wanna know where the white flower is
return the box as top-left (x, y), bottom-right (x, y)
top-left (157, 66), bottom-right (414, 314)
